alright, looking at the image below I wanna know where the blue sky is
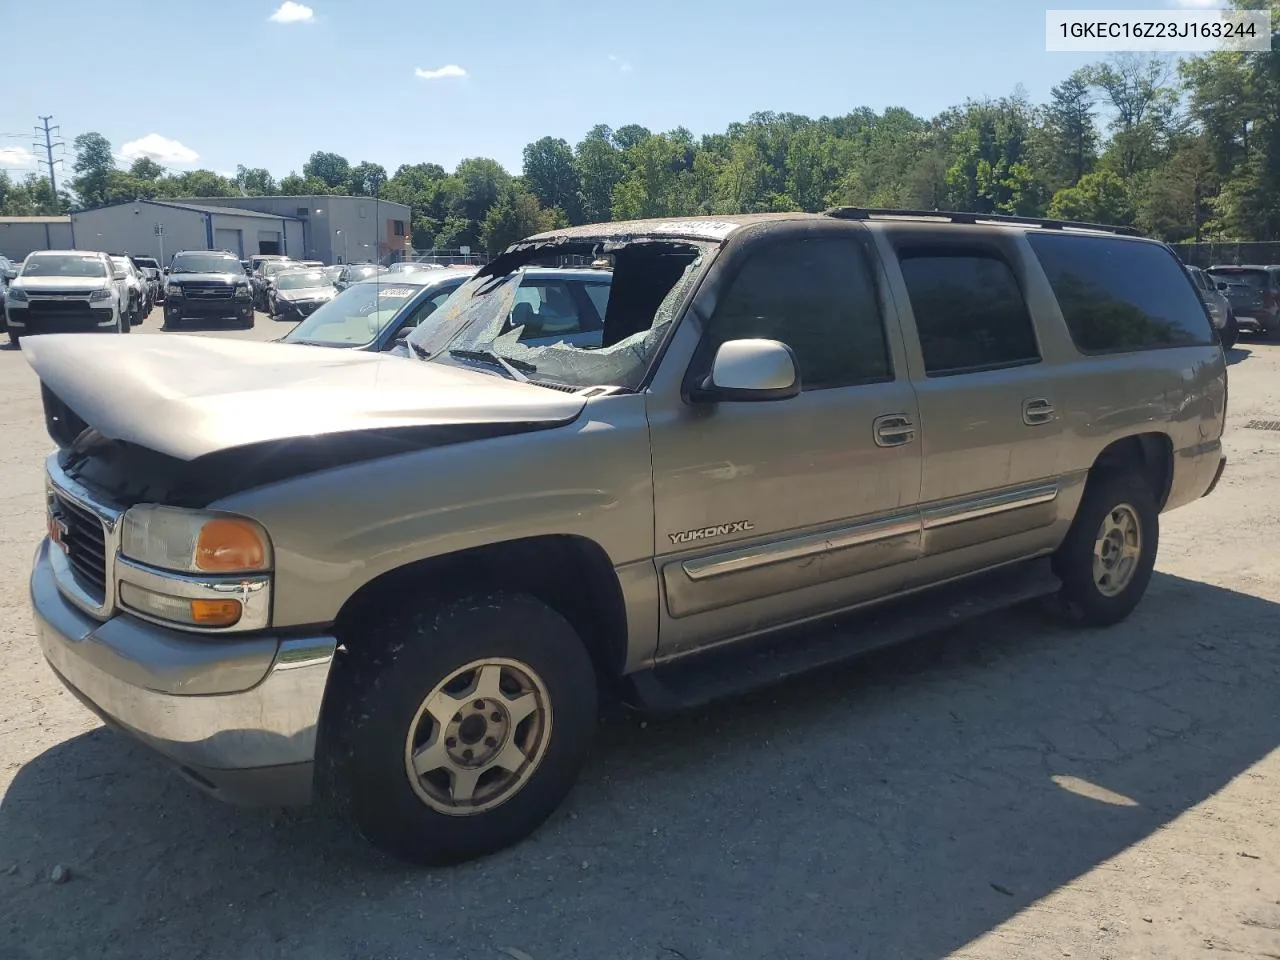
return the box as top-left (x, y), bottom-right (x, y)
top-left (0, 0), bottom-right (1216, 182)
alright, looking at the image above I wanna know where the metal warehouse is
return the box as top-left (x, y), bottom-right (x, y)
top-left (181, 195), bottom-right (412, 264)
top-left (0, 216), bottom-right (74, 262)
top-left (71, 200), bottom-right (303, 264)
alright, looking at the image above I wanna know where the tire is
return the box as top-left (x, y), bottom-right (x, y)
top-left (7, 329), bottom-right (19, 347)
top-left (118, 310), bottom-right (130, 334)
top-left (1051, 471), bottom-right (1158, 627)
top-left (325, 592), bottom-right (598, 866)
top-left (1221, 314), bottom-right (1238, 351)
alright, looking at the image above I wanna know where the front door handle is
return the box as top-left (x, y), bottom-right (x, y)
top-left (1022, 397), bottom-right (1056, 425)
top-left (873, 414), bottom-right (916, 447)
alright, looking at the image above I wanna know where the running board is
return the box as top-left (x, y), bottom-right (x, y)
top-left (622, 558), bottom-right (1061, 713)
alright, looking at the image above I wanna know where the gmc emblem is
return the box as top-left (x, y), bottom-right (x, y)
top-left (48, 512), bottom-right (69, 554)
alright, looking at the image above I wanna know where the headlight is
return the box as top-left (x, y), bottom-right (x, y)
top-left (234, 283), bottom-right (252, 300)
top-left (120, 505), bottom-right (272, 574)
top-left (165, 283), bottom-right (182, 296)
top-left (6, 287), bottom-right (28, 302)
top-left (89, 287), bottom-right (111, 302)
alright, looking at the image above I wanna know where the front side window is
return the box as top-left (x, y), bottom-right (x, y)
top-left (898, 251), bottom-right (1040, 376)
top-left (508, 280), bottom-right (603, 339)
top-left (701, 236), bottom-right (892, 389)
top-left (1030, 234), bottom-right (1214, 354)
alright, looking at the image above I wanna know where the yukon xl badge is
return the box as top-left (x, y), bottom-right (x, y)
top-left (669, 520), bottom-right (754, 546)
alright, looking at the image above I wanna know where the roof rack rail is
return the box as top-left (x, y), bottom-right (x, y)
top-left (824, 207), bottom-right (1141, 237)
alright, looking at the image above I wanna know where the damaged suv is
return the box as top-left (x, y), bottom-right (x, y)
top-left (27, 211), bottom-right (1226, 866)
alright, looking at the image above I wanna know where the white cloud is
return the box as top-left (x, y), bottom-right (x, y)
top-left (0, 147), bottom-right (36, 169)
top-left (414, 64), bottom-right (467, 80)
top-left (608, 54), bottom-right (633, 73)
top-left (268, 2), bottom-right (314, 23)
top-left (121, 134), bottom-right (199, 165)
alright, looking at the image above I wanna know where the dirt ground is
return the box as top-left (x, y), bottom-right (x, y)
top-left (1, 315), bottom-right (1278, 960)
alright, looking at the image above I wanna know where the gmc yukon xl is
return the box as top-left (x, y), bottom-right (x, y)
top-left (26, 209), bottom-right (1227, 865)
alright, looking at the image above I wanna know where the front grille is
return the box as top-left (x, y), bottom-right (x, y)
top-left (52, 490), bottom-right (108, 602)
top-left (182, 283), bottom-right (234, 300)
top-left (27, 299), bottom-right (96, 320)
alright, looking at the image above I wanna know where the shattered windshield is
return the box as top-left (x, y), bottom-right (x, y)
top-left (409, 239), bottom-right (710, 391)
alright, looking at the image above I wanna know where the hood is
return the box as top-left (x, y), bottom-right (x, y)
top-left (168, 272), bottom-right (243, 284)
top-left (277, 285), bottom-right (334, 301)
top-left (15, 275), bottom-right (109, 292)
top-left (24, 333), bottom-right (586, 461)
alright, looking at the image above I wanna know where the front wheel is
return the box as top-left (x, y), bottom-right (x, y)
top-left (118, 310), bottom-right (130, 333)
top-left (326, 593), bottom-right (598, 866)
top-left (1051, 472), bottom-right (1158, 627)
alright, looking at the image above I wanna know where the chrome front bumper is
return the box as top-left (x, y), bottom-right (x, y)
top-left (31, 540), bottom-right (336, 806)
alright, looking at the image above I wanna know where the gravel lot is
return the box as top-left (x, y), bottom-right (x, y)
top-left (1, 316), bottom-right (1278, 960)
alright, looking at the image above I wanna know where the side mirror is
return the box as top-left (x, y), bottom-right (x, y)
top-left (162, 267), bottom-right (169, 275)
top-left (693, 339), bottom-right (800, 402)
top-left (1216, 281), bottom-right (1228, 291)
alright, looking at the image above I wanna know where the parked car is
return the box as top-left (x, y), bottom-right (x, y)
top-left (334, 262), bottom-right (384, 291)
top-left (1185, 264), bottom-right (1237, 349)
top-left (0, 255), bottom-right (18, 281)
top-left (24, 210), bottom-right (1226, 867)
top-left (267, 268), bottom-right (339, 320)
top-left (162, 249), bottom-right (254, 329)
top-left (4, 249), bottom-right (128, 343)
top-left (110, 256), bottom-right (148, 326)
top-left (387, 261), bottom-right (444, 274)
top-left (1206, 264), bottom-right (1280, 337)
top-left (278, 267), bottom-right (479, 350)
top-left (322, 264), bottom-right (344, 285)
top-left (247, 253), bottom-right (290, 275)
top-left (252, 258), bottom-right (301, 309)
top-left (299, 260), bottom-right (325, 269)
top-left (130, 256), bottom-right (164, 304)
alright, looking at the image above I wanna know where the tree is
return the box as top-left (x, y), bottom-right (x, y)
top-left (235, 165), bottom-right (276, 195)
top-left (1047, 170), bottom-right (1134, 224)
top-left (129, 157), bottom-right (165, 181)
top-left (70, 132), bottom-right (115, 209)
top-left (480, 183), bottom-right (557, 254)
top-left (522, 137), bottom-right (581, 223)
top-left (1085, 55), bottom-right (1178, 177)
top-left (302, 151), bottom-right (351, 190)
top-left (612, 124), bottom-right (652, 151)
top-left (347, 161), bottom-right (388, 197)
top-left (575, 125), bottom-right (625, 223)
top-left (1043, 69), bottom-right (1098, 187)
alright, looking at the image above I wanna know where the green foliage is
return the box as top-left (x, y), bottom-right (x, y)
top-left (480, 183), bottom-right (558, 254)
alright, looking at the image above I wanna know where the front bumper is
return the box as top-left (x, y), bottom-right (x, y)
top-left (274, 297), bottom-right (328, 320)
top-left (164, 297), bottom-right (253, 323)
top-left (31, 540), bottom-right (336, 806)
top-left (6, 302), bottom-right (117, 333)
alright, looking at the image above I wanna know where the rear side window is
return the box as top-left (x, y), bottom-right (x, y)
top-left (1028, 234), bottom-right (1214, 354)
top-left (897, 251), bottom-right (1040, 376)
top-left (704, 236), bottom-right (892, 389)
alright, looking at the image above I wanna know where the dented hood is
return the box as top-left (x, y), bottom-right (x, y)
top-left (23, 333), bottom-right (586, 461)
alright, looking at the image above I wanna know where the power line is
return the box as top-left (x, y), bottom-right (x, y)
top-left (34, 115), bottom-right (64, 198)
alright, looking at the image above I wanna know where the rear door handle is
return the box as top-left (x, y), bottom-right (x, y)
top-left (1022, 397), bottom-right (1056, 425)
top-left (873, 414), bottom-right (916, 447)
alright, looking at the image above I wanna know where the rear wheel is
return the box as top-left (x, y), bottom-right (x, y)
top-left (1221, 314), bottom-right (1238, 351)
top-left (118, 310), bottom-right (130, 333)
top-left (7, 329), bottom-right (20, 347)
top-left (325, 592), bottom-right (598, 866)
top-left (1051, 471), bottom-right (1158, 627)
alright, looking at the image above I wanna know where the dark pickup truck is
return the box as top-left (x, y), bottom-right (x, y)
top-left (162, 250), bottom-right (255, 330)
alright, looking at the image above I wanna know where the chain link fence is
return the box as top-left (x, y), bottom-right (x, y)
top-left (1174, 242), bottom-right (1280, 268)
top-left (391, 248), bottom-right (489, 266)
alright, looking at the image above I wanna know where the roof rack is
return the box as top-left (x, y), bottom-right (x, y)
top-left (824, 207), bottom-right (1142, 237)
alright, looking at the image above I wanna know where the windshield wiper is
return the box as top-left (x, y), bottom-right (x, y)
top-left (447, 348), bottom-right (536, 382)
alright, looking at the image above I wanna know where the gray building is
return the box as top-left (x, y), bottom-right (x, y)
top-left (0, 216), bottom-right (74, 261)
top-left (72, 200), bottom-right (303, 265)
top-left (180, 195), bottom-right (412, 265)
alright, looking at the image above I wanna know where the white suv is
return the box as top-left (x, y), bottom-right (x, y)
top-left (4, 250), bottom-right (128, 346)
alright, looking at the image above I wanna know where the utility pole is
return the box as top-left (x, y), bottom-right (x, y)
top-left (34, 115), bottom-right (64, 202)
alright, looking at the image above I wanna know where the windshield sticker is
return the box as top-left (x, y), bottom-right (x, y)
top-left (377, 287), bottom-right (416, 298)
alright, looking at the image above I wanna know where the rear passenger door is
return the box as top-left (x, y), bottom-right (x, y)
top-left (878, 231), bottom-right (1068, 584)
top-left (648, 224), bottom-right (923, 657)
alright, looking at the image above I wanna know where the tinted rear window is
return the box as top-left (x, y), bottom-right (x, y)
top-left (1027, 234), bottom-right (1214, 354)
top-left (1207, 268), bottom-right (1268, 289)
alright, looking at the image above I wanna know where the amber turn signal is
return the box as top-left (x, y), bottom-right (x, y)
top-left (196, 518), bottom-right (268, 572)
top-left (190, 598), bottom-right (243, 627)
